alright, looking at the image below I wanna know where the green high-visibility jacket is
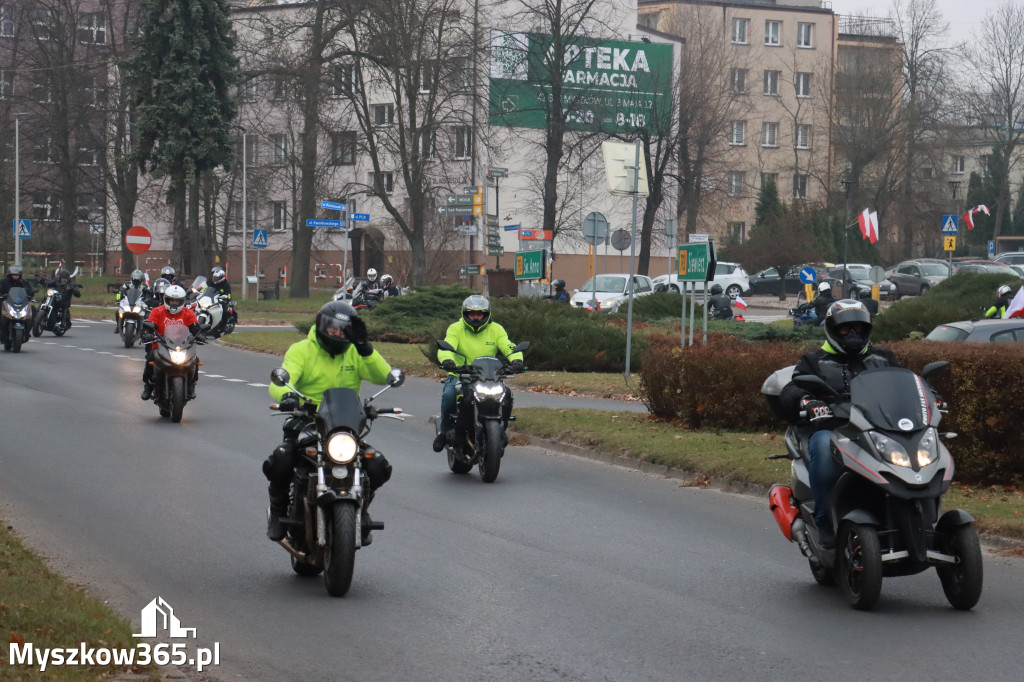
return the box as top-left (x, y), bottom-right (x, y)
top-left (437, 320), bottom-right (523, 374)
top-left (269, 327), bottom-right (391, 405)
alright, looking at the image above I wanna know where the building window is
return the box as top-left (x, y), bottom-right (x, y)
top-left (0, 70), bottom-right (12, 99)
top-left (453, 125), bottom-right (472, 159)
top-left (272, 75), bottom-right (288, 101)
top-left (728, 221), bottom-right (746, 243)
top-left (374, 103), bottom-right (394, 126)
top-left (229, 201), bottom-right (258, 234)
top-left (34, 137), bottom-right (55, 164)
top-left (332, 64), bottom-right (357, 97)
top-left (727, 171), bottom-right (745, 196)
top-left (731, 68), bottom-right (747, 94)
top-left (243, 134), bottom-right (259, 165)
top-left (793, 173), bottom-right (808, 199)
top-left (0, 6), bottom-right (14, 38)
top-left (796, 72), bottom-right (811, 97)
top-left (765, 20), bottom-right (781, 46)
top-left (76, 146), bottom-right (99, 166)
top-left (33, 193), bottom-right (59, 221)
top-left (31, 9), bottom-right (55, 41)
top-left (761, 172), bottom-right (778, 188)
top-left (272, 201), bottom-right (287, 232)
top-left (419, 129), bottom-right (435, 158)
top-left (764, 70), bottom-right (780, 95)
top-left (795, 123), bottom-right (811, 149)
top-left (980, 154), bottom-right (990, 177)
top-left (418, 61), bottom-right (437, 93)
top-left (731, 18), bottom-right (749, 45)
top-left (952, 155), bottom-right (965, 174)
top-left (728, 120), bottom-right (746, 146)
top-left (448, 57), bottom-right (472, 90)
top-left (331, 132), bottom-right (356, 165)
top-left (797, 22), bottom-right (813, 48)
top-left (762, 122), bottom-right (778, 147)
top-left (372, 171), bottom-right (394, 195)
top-left (78, 13), bottom-right (106, 44)
top-left (271, 134), bottom-right (288, 164)
top-left (78, 194), bottom-right (103, 223)
top-left (239, 75), bottom-right (259, 102)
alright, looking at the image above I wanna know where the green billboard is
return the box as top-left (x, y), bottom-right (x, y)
top-left (514, 249), bottom-right (546, 280)
top-left (489, 32), bottom-right (674, 133)
top-left (677, 243), bottom-right (713, 282)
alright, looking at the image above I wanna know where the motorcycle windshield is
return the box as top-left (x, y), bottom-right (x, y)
top-left (200, 286), bottom-right (218, 300)
top-left (471, 356), bottom-right (504, 381)
top-left (125, 288), bottom-right (144, 305)
top-left (162, 325), bottom-right (191, 346)
top-left (190, 276), bottom-right (207, 294)
top-left (317, 388), bottom-right (365, 434)
top-left (849, 367), bottom-right (934, 432)
top-left (6, 287), bottom-right (28, 307)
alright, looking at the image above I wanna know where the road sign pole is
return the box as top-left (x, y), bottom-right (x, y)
top-left (494, 176), bottom-right (501, 269)
top-left (624, 138), bottom-right (641, 379)
top-left (14, 116), bottom-right (21, 266)
top-left (241, 130), bottom-right (247, 300)
top-left (341, 195), bottom-right (350, 287)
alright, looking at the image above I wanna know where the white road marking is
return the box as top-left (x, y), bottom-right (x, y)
top-left (223, 378), bottom-right (246, 383)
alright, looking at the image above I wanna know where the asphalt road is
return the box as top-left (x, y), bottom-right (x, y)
top-left (1, 319), bottom-right (1022, 681)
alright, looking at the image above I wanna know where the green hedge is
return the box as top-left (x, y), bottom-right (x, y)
top-left (639, 334), bottom-right (1024, 486)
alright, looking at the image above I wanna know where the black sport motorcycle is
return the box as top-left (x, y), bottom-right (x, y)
top-left (145, 324), bottom-right (203, 423)
top-left (1, 286), bottom-right (34, 352)
top-left (117, 287), bottom-right (150, 348)
top-left (435, 339), bottom-right (529, 483)
top-left (269, 366), bottom-right (405, 597)
top-left (762, 362), bottom-right (983, 611)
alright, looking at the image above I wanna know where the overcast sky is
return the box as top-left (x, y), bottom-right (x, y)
top-left (830, 0), bottom-right (1003, 45)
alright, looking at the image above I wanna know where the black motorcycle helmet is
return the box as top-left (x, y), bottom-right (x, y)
top-left (131, 268), bottom-right (145, 286)
top-left (315, 301), bottom-right (359, 356)
top-left (553, 279), bottom-right (565, 290)
top-left (57, 268), bottom-right (70, 285)
top-left (710, 283), bottom-right (723, 296)
top-left (461, 295), bottom-right (491, 333)
top-left (160, 265), bottom-right (176, 282)
top-left (823, 299), bottom-right (873, 356)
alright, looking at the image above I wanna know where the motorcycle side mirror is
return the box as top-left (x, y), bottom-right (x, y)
top-left (270, 368), bottom-right (291, 386)
top-left (921, 361), bottom-right (948, 379)
top-left (387, 368), bottom-right (405, 387)
top-left (511, 341), bottom-right (530, 353)
top-left (792, 373), bottom-right (836, 399)
top-left (436, 339), bottom-right (456, 353)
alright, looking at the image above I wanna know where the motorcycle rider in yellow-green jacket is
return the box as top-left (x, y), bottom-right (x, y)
top-left (432, 295), bottom-right (524, 452)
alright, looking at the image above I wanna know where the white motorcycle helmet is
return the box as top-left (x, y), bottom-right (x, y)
top-left (817, 281), bottom-right (832, 294)
top-left (164, 284), bottom-right (187, 315)
top-left (366, 268), bottom-right (378, 284)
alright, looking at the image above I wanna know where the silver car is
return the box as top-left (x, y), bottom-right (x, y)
top-left (888, 259), bottom-right (951, 298)
top-left (926, 319), bottom-right (1024, 343)
top-left (570, 274), bottom-right (655, 312)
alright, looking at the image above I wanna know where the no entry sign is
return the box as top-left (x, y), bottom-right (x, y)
top-left (126, 225), bottom-right (152, 254)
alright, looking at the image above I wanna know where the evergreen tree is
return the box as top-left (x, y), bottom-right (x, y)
top-left (126, 0), bottom-right (239, 275)
top-left (754, 177), bottom-right (785, 228)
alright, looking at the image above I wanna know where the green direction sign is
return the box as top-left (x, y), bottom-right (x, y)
top-left (514, 249), bottom-right (545, 280)
top-left (489, 31), bottom-right (674, 133)
top-left (677, 243), bottom-right (711, 282)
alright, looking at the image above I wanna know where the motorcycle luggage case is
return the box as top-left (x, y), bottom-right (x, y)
top-left (761, 365), bottom-right (795, 420)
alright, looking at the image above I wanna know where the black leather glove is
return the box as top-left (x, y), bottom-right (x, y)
top-left (441, 359), bottom-right (457, 372)
top-left (510, 359), bottom-right (525, 373)
top-left (345, 316), bottom-right (373, 356)
top-left (800, 398), bottom-right (833, 422)
top-left (278, 392), bottom-right (301, 412)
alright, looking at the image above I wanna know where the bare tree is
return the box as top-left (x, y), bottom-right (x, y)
top-left (961, 1), bottom-right (1024, 244)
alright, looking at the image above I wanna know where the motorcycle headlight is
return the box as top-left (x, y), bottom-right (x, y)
top-left (169, 349), bottom-right (188, 365)
top-left (326, 432), bottom-right (358, 464)
top-left (132, 305), bottom-right (143, 314)
top-left (474, 382), bottom-right (505, 401)
top-left (12, 306), bottom-right (29, 319)
top-left (868, 431), bottom-right (911, 467)
top-left (916, 427), bottom-right (939, 467)
top-left (47, 288), bottom-right (57, 296)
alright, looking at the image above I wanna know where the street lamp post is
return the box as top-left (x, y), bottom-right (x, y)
top-left (841, 178), bottom-right (855, 296)
top-left (234, 126), bottom-right (248, 300)
top-left (948, 180), bottom-right (961, 271)
top-left (14, 114), bottom-right (23, 266)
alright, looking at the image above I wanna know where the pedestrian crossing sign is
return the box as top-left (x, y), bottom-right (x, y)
top-left (941, 215), bottom-right (958, 234)
top-left (253, 229), bottom-right (268, 248)
top-left (14, 219), bottom-right (30, 238)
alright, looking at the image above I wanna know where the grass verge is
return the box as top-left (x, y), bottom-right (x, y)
top-left (511, 408), bottom-right (1024, 544)
top-left (0, 522), bottom-right (157, 680)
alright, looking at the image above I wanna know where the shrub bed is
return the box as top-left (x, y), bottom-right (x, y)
top-left (639, 335), bottom-right (1024, 486)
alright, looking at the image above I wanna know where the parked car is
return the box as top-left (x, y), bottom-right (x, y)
top-left (747, 264), bottom-right (830, 296)
top-left (926, 319), bottom-right (1024, 343)
top-left (825, 264), bottom-right (897, 301)
top-left (888, 259), bottom-right (952, 298)
top-left (994, 251), bottom-right (1024, 266)
top-left (952, 260), bottom-right (1024, 277)
top-left (570, 273), bottom-right (655, 312)
top-left (651, 261), bottom-right (750, 298)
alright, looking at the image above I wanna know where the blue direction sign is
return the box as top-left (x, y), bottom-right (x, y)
top-left (306, 219), bottom-right (342, 228)
top-left (321, 201), bottom-right (346, 211)
top-left (253, 229), bottom-right (268, 249)
top-left (941, 215), bottom-right (958, 234)
top-left (14, 218), bottom-right (30, 238)
top-left (350, 213), bottom-right (370, 222)
top-left (504, 223), bottom-right (520, 232)
top-left (798, 266), bottom-right (817, 284)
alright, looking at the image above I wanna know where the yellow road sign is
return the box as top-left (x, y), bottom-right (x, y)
top-left (943, 235), bottom-right (956, 251)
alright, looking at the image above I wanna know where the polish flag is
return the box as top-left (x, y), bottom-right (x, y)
top-left (868, 211), bottom-right (879, 244)
top-left (858, 208), bottom-right (871, 240)
top-left (961, 204), bottom-right (990, 231)
top-left (1003, 286), bottom-right (1024, 319)
top-left (734, 296), bottom-right (748, 311)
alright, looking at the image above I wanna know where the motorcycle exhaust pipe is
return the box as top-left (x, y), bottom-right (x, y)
top-left (768, 484), bottom-right (799, 541)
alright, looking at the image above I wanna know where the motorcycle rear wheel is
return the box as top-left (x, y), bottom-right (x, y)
top-left (478, 420), bottom-right (504, 483)
top-left (169, 376), bottom-right (186, 423)
top-left (836, 521), bottom-right (883, 611)
top-left (937, 523), bottom-right (983, 610)
top-left (323, 504), bottom-right (357, 597)
top-left (809, 559), bottom-right (835, 586)
top-left (54, 309), bottom-right (70, 336)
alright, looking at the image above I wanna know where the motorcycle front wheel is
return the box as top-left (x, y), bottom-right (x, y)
top-left (478, 420), bottom-right (504, 483)
top-left (169, 375), bottom-right (186, 423)
top-left (11, 329), bottom-right (22, 352)
top-left (323, 504), bottom-right (357, 597)
top-left (836, 521), bottom-right (883, 611)
top-left (937, 523), bottom-right (983, 610)
top-left (32, 311), bottom-right (44, 337)
top-left (123, 320), bottom-right (136, 348)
